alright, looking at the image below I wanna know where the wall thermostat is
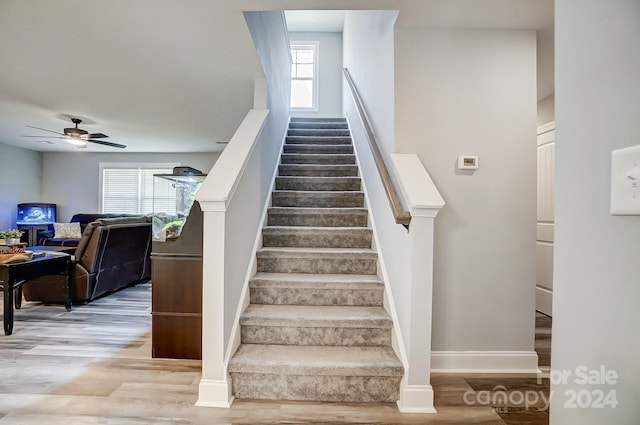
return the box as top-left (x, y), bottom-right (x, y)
top-left (457, 155), bottom-right (479, 170)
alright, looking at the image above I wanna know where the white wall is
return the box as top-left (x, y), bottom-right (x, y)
top-left (395, 28), bottom-right (537, 353)
top-left (343, 10), bottom-right (397, 161)
top-left (342, 6), bottom-right (414, 356)
top-left (551, 1), bottom-right (640, 423)
top-left (290, 32), bottom-right (343, 118)
top-left (0, 144), bottom-right (41, 228)
top-left (538, 94), bottom-right (555, 126)
top-left (222, 11), bottom-right (290, 348)
top-left (40, 152), bottom-right (219, 221)
top-left (537, 25), bottom-right (554, 101)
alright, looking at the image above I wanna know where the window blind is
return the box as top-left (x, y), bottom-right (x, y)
top-left (101, 166), bottom-right (175, 214)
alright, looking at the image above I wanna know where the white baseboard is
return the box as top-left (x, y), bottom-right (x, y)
top-left (195, 379), bottom-right (234, 408)
top-left (397, 384), bottom-right (437, 413)
top-left (431, 351), bottom-right (539, 373)
top-left (536, 286), bottom-right (553, 317)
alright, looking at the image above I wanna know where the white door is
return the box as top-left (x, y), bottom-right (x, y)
top-left (536, 122), bottom-right (555, 316)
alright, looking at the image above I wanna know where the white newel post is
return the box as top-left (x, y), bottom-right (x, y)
top-left (196, 203), bottom-right (234, 407)
top-left (391, 154), bottom-right (444, 414)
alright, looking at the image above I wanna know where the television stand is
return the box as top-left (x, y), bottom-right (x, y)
top-left (17, 224), bottom-right (51, 247)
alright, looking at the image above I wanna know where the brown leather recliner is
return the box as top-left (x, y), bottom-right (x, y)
top-left (23, 216), bottom-right (152, 304)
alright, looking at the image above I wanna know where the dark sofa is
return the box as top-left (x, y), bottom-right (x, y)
top-left (24, 216), bottom-right (152, 304)
top-left (37, 213), bottom-right (142, 246)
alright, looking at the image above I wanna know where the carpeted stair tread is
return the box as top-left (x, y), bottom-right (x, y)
top-left (267, 207), bottom-right (368, 227)
top-left (240, 304), bottom-right (392, 328)
top-left (281, 153), bottom-right (356, 165)
top-left (283, 144), bottom-right (354, 154)
top-left (289, 122), bottom-right (348, 129)
top-left (268, 207), bottom-right (368, 215)
top-left (262, 226), bottom-right (372, 248)
top-left (257, 246), bottom-right (377, 258)
top-left (249, 272), bottom-right (384, 307)
top-left (275, 176), bottom-right (361, 191)
top-left (256, 247), bottom-right (377, 275)
top-left (278, 164), bottom-right (358, 177)
top-left (290, 117), bottom-right (346, 122)
top-left (229, 344), bottom-right (403, 376)
top-left (271, 191), bottom-right (365, 208)
top-left (285, 136), bottom-right (352, 145)
top-left (250, 272), bottom-right (382, 288)
top-left (288, 128), bottom-right (351, 137)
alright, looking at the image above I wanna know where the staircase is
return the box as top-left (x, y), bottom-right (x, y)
top-left (228, 117), bottom-right (404, 402)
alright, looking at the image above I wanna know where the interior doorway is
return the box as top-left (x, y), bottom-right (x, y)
top-left (536, 121), bottom-right (555, 316)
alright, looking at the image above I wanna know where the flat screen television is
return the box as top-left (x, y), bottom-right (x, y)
top-left (17, 203), bottom-right (56, 225)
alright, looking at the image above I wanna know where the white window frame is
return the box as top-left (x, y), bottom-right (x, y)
top-left (99, 162), bottom-right (179, 214)
top-left (290, 41), bottom-right (319, 111)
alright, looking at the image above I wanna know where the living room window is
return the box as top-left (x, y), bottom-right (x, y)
top-left (290, 42), bottom-right (319, 110)
top-left (100, 163), bottom-right (179, 214)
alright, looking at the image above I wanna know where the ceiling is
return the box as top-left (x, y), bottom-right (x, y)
top-left (0, 0), bottom-right (553, 153)
top-left (285, 6), bottom-right (554, 101)
top-left (286, 10), bottom-right (346, 32)
top-left (0, 1), bottom-right (262, 153)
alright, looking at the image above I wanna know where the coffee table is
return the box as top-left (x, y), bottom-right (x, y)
top-left (0, 252), bottom-right (72, 335)
top-left (30, 245), bottom-right (76, 255)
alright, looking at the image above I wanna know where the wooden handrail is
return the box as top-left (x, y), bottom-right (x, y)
top-left (343, 68), bottom-right (411, 226)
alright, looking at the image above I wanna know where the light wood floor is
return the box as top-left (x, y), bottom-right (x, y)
top-left (0, 283), bottom-right (550, 424)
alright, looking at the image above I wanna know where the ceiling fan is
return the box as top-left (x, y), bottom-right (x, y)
top-left (23, 118), bottom-right (126, 149)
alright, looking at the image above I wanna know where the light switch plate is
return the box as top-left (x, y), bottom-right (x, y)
top-left (611, 145), bottom-right (640, 215)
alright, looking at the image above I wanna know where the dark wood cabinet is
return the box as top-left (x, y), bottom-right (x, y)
top-left (151, 256), bottom-right (202, 359)
top-left (150, 172), bottom-right (205, 360)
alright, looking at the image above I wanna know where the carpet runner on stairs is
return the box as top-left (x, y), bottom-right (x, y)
top-left (228, 117), bottom-right (404, 402)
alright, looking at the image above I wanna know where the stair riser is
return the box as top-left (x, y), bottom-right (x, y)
top-left (284, 144), bottom-right (353, 154)
top-left (278, 165), bottom-right (358, 177)
top-left (249, 287), bottom-right (384, 306)
top-left (241, 326), bottom-right (391, 347)
top-left (272, 193), bottom-right (364, 208)
top-left (290, 117), bottom-right (346, 123)
top-left (263, 230), bottom-right (372, 248)
top-left (268, 211), bottom-right (368, 227)
top-left (257, 257), bottom-right (377, 275)
top-left (286, 136), bottom-right (352, 145)
top-left (289, 122), bottom-right (348, 129)
top-left (288, 129), bottom-right (350, 137)
top-left (230, 373), bottom-right (401, 402)
top-left (281, 154), bottom-right (355, 165)
top-left (275, 178), bottom-right (361, 192)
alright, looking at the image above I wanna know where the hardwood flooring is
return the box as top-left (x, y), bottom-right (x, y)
top-left (0, 283), bottom-right (551, 424)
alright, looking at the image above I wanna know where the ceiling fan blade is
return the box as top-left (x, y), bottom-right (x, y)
top-left (87, 139), bottom-right (126, 149)
top-left (21, 135), bottom-right (67, 139)
top-left (25, 125), bottom-right (66, 136)
top-left (87, 132), bottom-right (109, 139)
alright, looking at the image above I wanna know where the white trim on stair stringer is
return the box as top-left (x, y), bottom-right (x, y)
top-left (345, 116), bottom-right (422, 412)
top-left (223, 117), bottom-right (291, 374)
top-left (397, 385), bottom-right (437, 413)
top-left (196, 379), bottom-right (234, 408)
top-left (431, 351), bottom-right (540, 373)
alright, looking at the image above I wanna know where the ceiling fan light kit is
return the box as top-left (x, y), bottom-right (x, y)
top-left (65, 137), bottom-right (87, 147)
top-left (23, 117), bottom-right (126, 149)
